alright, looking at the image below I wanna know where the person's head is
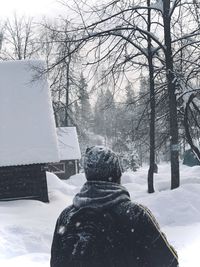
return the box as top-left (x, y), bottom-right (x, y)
top-left (84, 146), bottom-right (122, 184)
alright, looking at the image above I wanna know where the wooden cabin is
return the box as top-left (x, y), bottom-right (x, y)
top-left (48, 127), bottom-right (81, 179)
top-left (0, 60), bottom-right (59, 202)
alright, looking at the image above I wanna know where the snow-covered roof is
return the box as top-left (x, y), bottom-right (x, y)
top-left (57, 127), bottom-right (81, 160)
top-left (0, 60), bottom-right (59, 167)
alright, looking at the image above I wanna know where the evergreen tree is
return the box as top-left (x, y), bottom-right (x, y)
top-left (125, 81), bottom-right (136, 105)
top-left (78, 72), bottom-right (92, 131)
top-left (93, 88), bottom-right (116, 142)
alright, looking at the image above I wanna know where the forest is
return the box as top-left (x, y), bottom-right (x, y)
top-left (0, 0), bottom-right (200, 192)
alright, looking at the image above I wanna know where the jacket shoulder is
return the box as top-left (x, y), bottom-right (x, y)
top-left (114, 201), bottom-right (146, 221)
top-left (57, 204), bottom-right (75, 225)
top-left (115, 201), bottom-right (161, 229)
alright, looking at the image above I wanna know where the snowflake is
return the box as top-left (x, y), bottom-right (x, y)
top-left (76, 222), bottom-right (81, 227)
top-left (58, 226), bottom-right (65, 235)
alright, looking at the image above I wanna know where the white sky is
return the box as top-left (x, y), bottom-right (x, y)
top-left (0, 0), bottom-right (65, 18)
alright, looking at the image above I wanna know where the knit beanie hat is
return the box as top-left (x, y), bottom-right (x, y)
top-left (84, 146), bottom-right (122, 183)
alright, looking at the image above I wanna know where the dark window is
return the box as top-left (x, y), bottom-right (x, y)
top-left (50, 163), bottom-right (65, 174)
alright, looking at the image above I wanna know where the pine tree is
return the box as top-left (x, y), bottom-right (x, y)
top-left (78, 72), bottom-right (92, 131)
top-left (93, 88), bottom-right (116, 141)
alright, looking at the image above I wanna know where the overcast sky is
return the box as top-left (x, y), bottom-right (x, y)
top-left (0, 0), bottom-right (65, 18)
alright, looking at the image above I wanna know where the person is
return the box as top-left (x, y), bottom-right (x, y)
top-left (51, 146), bottom-right (178, 267)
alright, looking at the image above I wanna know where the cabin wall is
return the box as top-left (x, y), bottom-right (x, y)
top-left (0, 164), bottom-right (49, 202)
top-left (48, 160), bottom-right (79, 179)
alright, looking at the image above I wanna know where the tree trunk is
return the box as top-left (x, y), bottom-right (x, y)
top-left (147, 58), bottom-right (156, 193)
top-left (147, 0), bottom-right (155, 193)
top-left (64, 53), bottom-right (71, 127)
top-left (184, 94), bottom-right (200, 161)
top-left (163, 0), bottom-right (180, 189)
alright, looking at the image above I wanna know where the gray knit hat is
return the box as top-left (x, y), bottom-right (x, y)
top-left (84, 146), bottom-right (122, 183)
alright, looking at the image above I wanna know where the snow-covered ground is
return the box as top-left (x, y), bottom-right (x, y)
top-left (0, 163), bottom-right (200, 267)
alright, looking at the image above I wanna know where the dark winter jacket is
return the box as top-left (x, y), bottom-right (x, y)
top-left (51, 181), bottom-right (178, 267)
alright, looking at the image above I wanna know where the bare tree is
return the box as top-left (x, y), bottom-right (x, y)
top-left (40, 19), bottom-right (83, 127)
top-left (0, 14), bottom-right (39, 60)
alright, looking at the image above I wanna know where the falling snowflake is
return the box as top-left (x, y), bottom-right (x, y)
top-left (58, 226), bottom-right (65, 235)
top-left (76, 222), bottom-right (81, 227)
